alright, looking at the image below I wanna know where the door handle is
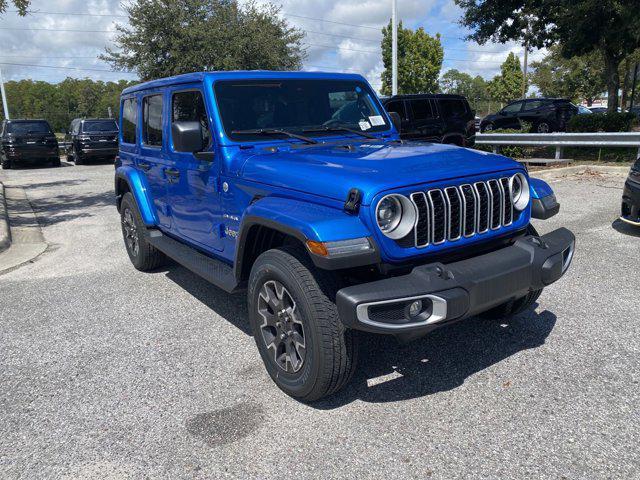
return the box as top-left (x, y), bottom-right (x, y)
top-left (138, 162), bottom-right (151, 171)
top-left (164, 167), bottom-right (180, 178)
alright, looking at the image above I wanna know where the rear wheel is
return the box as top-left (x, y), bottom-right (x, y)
top-left (479, 225), bottom-right (543, 319)
top-left (534, 121), bottom-right (552, 133)
top-left (483, 122), bottom-right (494, 132)
top-left (1, 157), bottom-right (11, 169)
top-left (248, 245), bottom-right (358, 402)
top-left (120, 192), bottom-right (166, 271)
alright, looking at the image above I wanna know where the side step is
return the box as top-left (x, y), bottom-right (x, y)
top-left (147, 230), bottom-right (239, 293)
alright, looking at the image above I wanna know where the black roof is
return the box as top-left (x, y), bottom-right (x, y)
top-left (3, 118), bottom-right (50, 123)
top-left (380, 94), bottom-right (468, 102)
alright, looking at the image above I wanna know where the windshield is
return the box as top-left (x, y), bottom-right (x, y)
top-left (82, 120), bottom-right (118, 132)
top-left (7, 121), bottom-right (52, 135)
top-left (214, 79), bottom-right (390, 141)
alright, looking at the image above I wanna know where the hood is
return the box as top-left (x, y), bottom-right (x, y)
top-left (239, 141), bottom-right (523, 205)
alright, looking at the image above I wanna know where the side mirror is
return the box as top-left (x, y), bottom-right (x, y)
top-left (388, 111), bottom-right (402, 132)
top-left (172, 121), bottom-right (205, 153)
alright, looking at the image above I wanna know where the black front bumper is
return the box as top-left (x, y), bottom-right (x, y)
top-left (336, 227), bottom-right (575, 338)
top-left (621, 176), bottom-right (640, 226)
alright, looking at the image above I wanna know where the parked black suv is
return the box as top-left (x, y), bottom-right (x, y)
top-left (0, 119), bottom-right (60, 169)
top-left (66, 118), bottom-right (119, 164)
top-left (480, 98), bottom-right (580, 133)
top-left (381, 94), bottom-right (475, 146)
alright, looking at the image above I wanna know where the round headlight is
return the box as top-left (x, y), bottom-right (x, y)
top-left (509, 172), bottom-right (530, 211)
top-left (376, 194), bottom-right (416, 239)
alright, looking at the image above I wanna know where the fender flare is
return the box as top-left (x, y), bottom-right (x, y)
top-left (114, 166), bottom-right (158, 226)
top-left (529, 177), bottom-right (560, 219)
top-left (233, 197), bottom-right (379, 280)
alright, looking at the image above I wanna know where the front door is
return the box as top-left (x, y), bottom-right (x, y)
top-left (165, 86), bottom-right (223, 253)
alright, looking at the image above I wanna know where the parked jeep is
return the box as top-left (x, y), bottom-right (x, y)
top-left (115, 72), bottom-right (575, 401)
top-left (1, 119), bottom-right (60, 169)
top-left (66, 118), bottom-right (119, 164)
top-left (381, 94), bottom-right (475, 146)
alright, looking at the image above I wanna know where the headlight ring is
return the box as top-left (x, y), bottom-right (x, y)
top-left (376, 194), bottom-right (416, 239)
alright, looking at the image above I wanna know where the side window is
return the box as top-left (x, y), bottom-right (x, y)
top-left (502, 102), bottom-right (523, 114)
top-left (385, 100), bottom-right (407, 119)
top-left (121, 98), bottom-right (138, 144)
top-left (172, 90), bottom-right (211, 148)
top-left (439, 99), bottom-right (467, 118)
top-left (409, 99), bottom-right (434, 121)
top-left (523, 100), bottom-right (543, 111)
top-left (142, 94), bottom-right (163, 147)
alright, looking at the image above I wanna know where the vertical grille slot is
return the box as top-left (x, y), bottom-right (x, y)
top-left (444, 187), bottom-right (462, 240)
top-left (487, 179), bottom-right (502, 229)
top-left (500, 177), bottom-right (513, 225)
top-left (410, 192), bottom-right (430, 247)
top-left (460, 184), bottom-right (477, 237)
top-left (474, 182), bottom-right (490, 233)
top-left (428, 190), bottom-right (447, 244)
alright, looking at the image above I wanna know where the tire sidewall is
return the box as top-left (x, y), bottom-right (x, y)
top-left (248, 253), bottom-right (325, 399)
top-left (120, 193), bottom-right (145, 268)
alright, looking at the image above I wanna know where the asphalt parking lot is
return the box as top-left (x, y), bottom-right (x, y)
top-left (1, 161), bottom-right (638, 479)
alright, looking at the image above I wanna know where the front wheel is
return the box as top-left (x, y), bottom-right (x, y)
top-left (482, 122), bottom-right (494, 132)
top-left (248, 246), bottom-right (358, 402)
top-left (1, 157), bottom-right (11, 169)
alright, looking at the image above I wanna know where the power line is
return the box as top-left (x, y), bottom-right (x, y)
top-left (0, 62), bottom-right (135, 74)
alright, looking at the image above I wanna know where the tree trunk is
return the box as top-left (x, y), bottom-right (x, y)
top-left (604, 52), bottom-right (621, 113)
top-left (620, 58), bottom-right (631, 110)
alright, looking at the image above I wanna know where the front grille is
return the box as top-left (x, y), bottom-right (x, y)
top-left (410, 177), bottom-right (516, 248)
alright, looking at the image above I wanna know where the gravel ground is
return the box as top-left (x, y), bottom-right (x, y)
top-left (0, 162), bottom-right (638, 479)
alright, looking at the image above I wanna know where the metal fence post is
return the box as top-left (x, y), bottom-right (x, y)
top-left (555, 146), bottom-right (563, 160)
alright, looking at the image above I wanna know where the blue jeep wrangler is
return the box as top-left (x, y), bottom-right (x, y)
top-left (115, 71), bottom-right (575, 401)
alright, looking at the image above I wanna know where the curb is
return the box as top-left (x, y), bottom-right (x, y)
top-left (531, 164), bottom-right (630, 180)
top-left (0, 182), bottom-right (10, 254)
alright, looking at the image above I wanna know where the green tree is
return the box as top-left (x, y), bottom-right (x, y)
top-left (101, 0), bottom-right (305, 80)
top-left (440, 69), bottom-right (488, 100)
top-left (530, 46), bottom-right (606, 104)
top-left (487, 53), bottom-right (523, 105)
top-left (454, 0), bottom-right (640, 112)
top-left (381, 21), bottom-right (444, 95)
top-left (0, 0), bottom-right (30, 16)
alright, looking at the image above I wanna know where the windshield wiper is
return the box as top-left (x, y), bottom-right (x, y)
top-left (302, 125), bottom-right (377, 139)
top-left (231, 128), bottom-right (318, 144)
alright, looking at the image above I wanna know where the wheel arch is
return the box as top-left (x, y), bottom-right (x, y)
top-left (114, 167), bottom-right (157, 225)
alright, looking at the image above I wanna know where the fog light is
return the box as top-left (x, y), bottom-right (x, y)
top-left (409, 300), bottom-right (423, 317)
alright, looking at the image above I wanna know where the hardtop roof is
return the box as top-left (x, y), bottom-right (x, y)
top-left (121, 70), bottom-right (367, 95)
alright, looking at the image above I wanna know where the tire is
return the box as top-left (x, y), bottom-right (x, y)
top-left (51, 157), bottom-right (61, 167)
top-left (479, 224), bottom-right (543, 319)
top-left (1, 158), bottom-right (11, 169)
top-left (120, 192), bottom-right (166, 271)
top-left (74, 147), bottom-right (83, 165)
top-left (248, 245), bottom-right (358, 402)
top-left (534, 121), bottom-right (552, 133)
top-left (483, 122), bottom-right (494, 132)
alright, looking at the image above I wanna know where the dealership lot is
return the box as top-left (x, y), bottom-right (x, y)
top-left (0, 162), bottom-right (638, 479)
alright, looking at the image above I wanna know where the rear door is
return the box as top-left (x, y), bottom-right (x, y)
top-left (496, 101), bottom-right (524, 129)
top-left (165, 86), bottom-right (222, 252)
top-left (407, 98), bottom-right (444, 142)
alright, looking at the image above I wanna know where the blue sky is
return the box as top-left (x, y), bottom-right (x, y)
top-left (0, 0), bottom-right (545, 90)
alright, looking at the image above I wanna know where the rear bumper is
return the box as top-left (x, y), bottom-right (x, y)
top-left (620, 177), bottom-right (640, 226)
top-left (5, 146), bottom-right (58, 161)
top-left (79, 147), bottom-right (118, 157)
top-left (336, 227), bottom-right (575, 338)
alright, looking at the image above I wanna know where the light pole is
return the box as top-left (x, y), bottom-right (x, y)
top-left (392, 0), bottom-right (398, 96)
top-left (0, 66), bottom-right (9, 120)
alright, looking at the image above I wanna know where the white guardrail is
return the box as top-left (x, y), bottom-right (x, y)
top-left (474, 132), bottom-right (640, 160)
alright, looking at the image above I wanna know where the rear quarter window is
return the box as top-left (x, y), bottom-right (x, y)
top-left (439, 99), bottom-right (468, 118)
top-left (121, 98), bottom-right (137, 144)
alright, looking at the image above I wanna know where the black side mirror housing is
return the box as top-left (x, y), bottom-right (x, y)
top-left (388, 111), bottom-right (402, 132)
top-left (172, 121), bottom-right (205, 153)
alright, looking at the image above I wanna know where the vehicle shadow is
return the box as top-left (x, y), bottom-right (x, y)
top-left (611, 218), bottom-right (640, 237)
top-left (163, 263), bottom-right (251, 336)
top-left (313, 306), bottom-right (556, 409)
